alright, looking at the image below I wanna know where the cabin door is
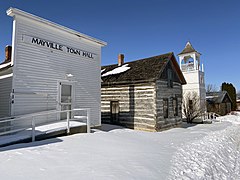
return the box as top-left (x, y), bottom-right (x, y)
top-left (110, 101), bottom-right (119, 123)
top-left (58, 82), bottom-right (74, 120)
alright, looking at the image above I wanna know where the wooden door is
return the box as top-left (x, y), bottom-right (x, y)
top-left (111, 101), bottom-right (119, 123)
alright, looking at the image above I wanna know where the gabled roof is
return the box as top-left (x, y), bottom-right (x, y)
top-left (178, 41), bottom-right (200, 55)
top-left (206, 91), bottom-right (232, 104)
top-left (101, 52), bottom-right (186, 85)
top-left (7, 7), bottom-right (107, 47)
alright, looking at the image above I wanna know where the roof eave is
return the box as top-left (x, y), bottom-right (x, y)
top-left (169, 53), bottom-right (187, 85)
top-left (224, 92), bottom-right (233, 103)
top-left (178, 50), bottom-right (201, 56)
top-left (7, 7), bottom-right (107, 47)
top-left (101, 79), bottom-right (156, 86)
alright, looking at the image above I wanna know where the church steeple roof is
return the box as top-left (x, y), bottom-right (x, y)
top-left (178, 41), bottom-right (200, 55)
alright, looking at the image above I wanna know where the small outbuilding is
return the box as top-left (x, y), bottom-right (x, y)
top-left (236, 93), bottom-right (240, 111)
top-left (101, 53), bottom-right (186, 131)
top-left (237, 99), bottom-right (240, 111)
top-left (0, 8), bottom-right (106, 127)
top-left (206, 91), bottom-right (232, 115)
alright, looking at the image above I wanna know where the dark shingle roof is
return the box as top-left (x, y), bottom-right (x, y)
top-left (206, 91), bottom-right (232, 104)
top-left (101, 52), bottom-right (186, 85)
top-left (178, 41), bottom-right (200, 55)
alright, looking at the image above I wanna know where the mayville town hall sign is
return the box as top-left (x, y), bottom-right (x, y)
top-left (22, 35), bottom-right (96, 60)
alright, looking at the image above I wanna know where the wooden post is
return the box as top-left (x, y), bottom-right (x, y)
top-left (32, 117), bottom-right (35, 142)
top-left (87, 109), bottom-right (90, 133)
top-left (67, 111), bottom-right (70, 134)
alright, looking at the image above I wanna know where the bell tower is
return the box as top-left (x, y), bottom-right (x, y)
top-left (178, 41), bottom-right (206, 115)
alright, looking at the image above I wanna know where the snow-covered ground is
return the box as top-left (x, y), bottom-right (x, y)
top-left (0, 113), bottom-right (239, 179)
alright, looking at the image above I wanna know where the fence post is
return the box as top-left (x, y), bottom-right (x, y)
top-left (32, 117), bottom-right (35, 142)
top-left (87, 109), bottom-right (90, 133)
top-left (67, 111), bottom-right (70, 134)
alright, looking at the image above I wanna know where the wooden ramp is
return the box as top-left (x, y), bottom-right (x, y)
top-left (0, 121), bottom-right (87, 148)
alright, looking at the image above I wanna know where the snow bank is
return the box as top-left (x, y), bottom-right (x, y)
top-left (0, 115), bottom-right (239, 179)
top-left (101, 64), bottom-right (130, 77)
top-left (216, 112), bottom-right (240, 125)
top-left (169, 115), bottom-right (240, 180)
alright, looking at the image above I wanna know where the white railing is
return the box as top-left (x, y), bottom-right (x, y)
top-left (181, 63), bottom-right (194, 72)
top-left (0, 108), bottom-right (91, 142)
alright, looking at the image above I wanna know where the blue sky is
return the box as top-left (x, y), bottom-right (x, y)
top-left (0, 0), bottom-right (239, 91)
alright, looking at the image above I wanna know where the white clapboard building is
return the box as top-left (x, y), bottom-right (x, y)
top-left (178, 42), bottom-right (206, 119)
top-left (0, 7), bottom-right (106, 128)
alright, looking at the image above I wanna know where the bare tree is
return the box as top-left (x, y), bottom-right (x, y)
top-left (182, 91), bottom-right (204, 123)
top-left (206, 84), bottom-right (218, 93)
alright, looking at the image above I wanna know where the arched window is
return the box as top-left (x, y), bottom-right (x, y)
top-left (186, 57), bottom-right (194, 64)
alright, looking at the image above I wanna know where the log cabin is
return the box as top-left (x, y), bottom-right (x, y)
top-left (101, 52), bottom-right (186, 131)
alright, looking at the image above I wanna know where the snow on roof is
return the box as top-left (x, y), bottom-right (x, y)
top-left (0, 73), bottom-right (13, 80)
top-left (101, 64), bottom-right (130, 77)
top-left (206, 95), bottom-right (218, 99)
top-left (101, 68), bottom-right (106, 73)
top-left (0, 62), bottom-right (11, 69)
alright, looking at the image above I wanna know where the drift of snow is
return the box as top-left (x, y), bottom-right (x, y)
top-left (0, 114), bottom-right (239, 180)
top-left (101, 64), bottom-right (130, 77)
top-left (169, 119), bottom-right (240, 179)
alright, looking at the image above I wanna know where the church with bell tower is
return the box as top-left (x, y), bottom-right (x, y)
top-left (178, 42), bottom-right (206, 113)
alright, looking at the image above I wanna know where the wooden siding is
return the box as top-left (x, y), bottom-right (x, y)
top-left (101, 83), bottom-right (156, 131)
top-left (0, 75), bottom-right (12, 118)
top-left (11, 15), bottom-right (102, 126)
top-left (155, 80), bottom-right (182, 130)
top-left (207, 102), bottom-right (231, 116)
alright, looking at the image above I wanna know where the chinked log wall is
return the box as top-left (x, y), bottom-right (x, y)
top-left (155, 80), bottom-right (182, 130)
top-left (101, 80), bottom-right (183, 131)
top-left (101, 82), bottom-right (156, 131)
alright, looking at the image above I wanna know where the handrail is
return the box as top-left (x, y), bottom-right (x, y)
top-left (0, 109), bottom-right (86, 123)
top-left (0, 108), bottom-right (91, 141)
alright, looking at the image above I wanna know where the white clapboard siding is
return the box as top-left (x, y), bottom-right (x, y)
top-left (10, 11), bottom-right (104, 126)
top-left (0, 75), bottom-right (12, 118)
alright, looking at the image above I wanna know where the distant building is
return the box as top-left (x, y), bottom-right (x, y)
top-left (236, 96), bottom-right (240, 111)
top-left (237, 100), bottom-right (240, 111)
top-left (178, 42), bottom-right (206, 118)
top-left (206, 91), bottom-right (232, 115)
top-left (101, 53), bottom-right (186, 131)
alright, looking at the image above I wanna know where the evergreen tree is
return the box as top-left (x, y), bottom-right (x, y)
top-left (221, 82), bottom-right (236, 110)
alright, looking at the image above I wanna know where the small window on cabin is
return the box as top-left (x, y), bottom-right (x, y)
top-left (173, 98), bottom-right (178, 116)
top-left (167, 69), bottom-right (173, 88)
top-left (163, 98), bottom-right (169, 118)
